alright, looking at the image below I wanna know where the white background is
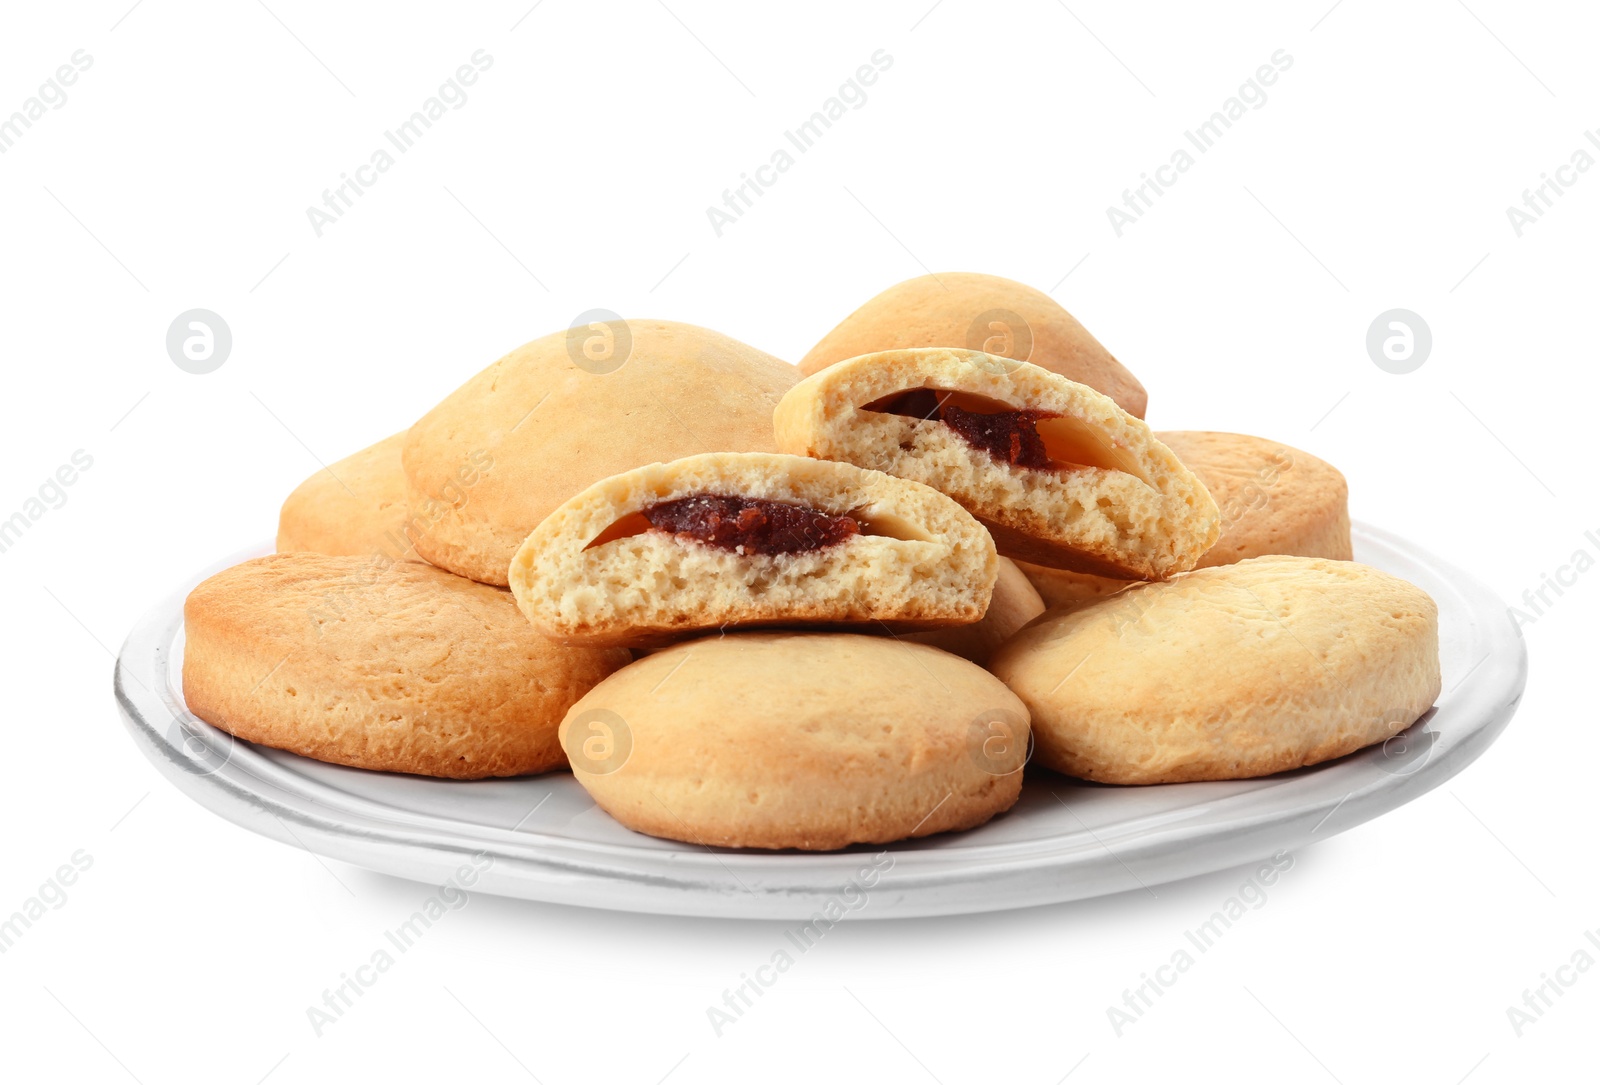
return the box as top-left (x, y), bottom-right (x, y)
top-left (1, 1), bottom-right (1594, 1081)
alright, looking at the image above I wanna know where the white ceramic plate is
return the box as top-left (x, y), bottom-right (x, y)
top-left (114, 524), bottom-right (1526, 920)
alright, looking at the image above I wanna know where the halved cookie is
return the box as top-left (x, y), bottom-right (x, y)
top-left (404, 320), bottom-right (799, 587)
top-left (509, 452), bottom-right (998, 647)
top-left (775, 348), bottom-right (1219, 579)
top-left (182, 554), bottom-right (630, 778)
top-left (990, 556), bottom-right (1441, 784)
top-left (561, 632), bottom-right (1030, 850)
top-left (800, 272), bottom-right (1148, 417)
top-left (1017, 430), bottom-right (1352, 604)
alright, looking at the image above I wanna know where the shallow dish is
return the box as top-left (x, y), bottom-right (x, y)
top-left (113, 524), bottom-right (1526, 919)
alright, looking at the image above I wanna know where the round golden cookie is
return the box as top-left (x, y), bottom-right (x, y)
top-left (1016, 431), bottom-right (1353, 605)
top-left (277, 432), bottom-right (420, 561)
top-left (799, 272), bottom-right (1148, 417)
top-left (906, 558), bottom-right (1044, 664)
top-left (990, 556), bottom-right (1440, 784)
top-left (561, 632), bottom-right (1031, 850)
top-left (404, 320), bottom-right (800, 586)
top-left (182, 554), bottom-right (630, 778)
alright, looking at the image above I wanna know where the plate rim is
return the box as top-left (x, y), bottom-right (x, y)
top-left (113, 524), bottom-right (1528, 918)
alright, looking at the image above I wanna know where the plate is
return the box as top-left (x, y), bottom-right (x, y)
top-left (113, 525), bottom-right (1527, 919)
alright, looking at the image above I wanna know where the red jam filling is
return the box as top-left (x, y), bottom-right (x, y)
top-left (864, 389), bottom-right (1061, 471)
top-left (641, 494), bottom-right (860, 555)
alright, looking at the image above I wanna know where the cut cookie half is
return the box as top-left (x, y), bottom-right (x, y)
top-left (509, 452), bottom-right (998, 647)
top-left (775, 348), bottom-right (1220, 579)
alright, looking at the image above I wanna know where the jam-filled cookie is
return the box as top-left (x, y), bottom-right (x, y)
top-left (775, 348), bottom-right (1219, 579)
top-left (800, 271), bottom-right (1148, 417)
top-left (276, 432), bottom-right (422, 562)
top-left (1017, 430), bottom-right (1352, 605)
top-left (560, 632), bottom-right (1030, 850)
top-left (990, 556), bottom-right (1441, 784)
top-left (182, 554), bottom-right (630, 778)
top-left (404, 320), bottom-right (799, 587)
top-left (508, 452), bottom-right (998, 648)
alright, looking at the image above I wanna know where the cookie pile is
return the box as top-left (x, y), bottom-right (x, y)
top-left (185, 272), bottom-right (1441, 851)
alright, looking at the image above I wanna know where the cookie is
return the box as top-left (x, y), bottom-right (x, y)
top-left (989, 556), bottom-right (1441, 784)
top-left (560, 632), bottom-right (1030, 849)
top-left (905, 557), bottom-right (1044, 664)
top-left (1016, 430), bottom-right (1352, 606)
top-left (276, 432), bottom-right (420, 562)
top-left (508, 452), bottom-right (998, 647)
top-left (403, 320), bottom-right (800, 587)
top-left (182, 554), bottom-right (630, 778)
top-left (799, 272), bottom-right (1148, 417)
top-left (775, 348), bottom-right (1219, 578)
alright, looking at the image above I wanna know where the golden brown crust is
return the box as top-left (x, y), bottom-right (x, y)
top-left (507, 452), bottom-right (998, 648)
top-left (182, 554), bottom-right (630, 778)
top-left (561, 632), bottom-right (1030, 850)
top-left (1156, 431), bottom-right (1352, 567)
top-left (989, 556), bottom-right (1441, 784)
top-left (1014, 432), bottom-right (1352, 604)
top-left (799, 272), bottom-right (1148, 417)
top-left (276, 432), bottom-right (425, 562)
top-left (403, 321), bottom-right (800, 586)
top-left (905, 558), bottom-right (1044, 664)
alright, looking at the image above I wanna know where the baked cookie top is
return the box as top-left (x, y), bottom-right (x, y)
top-left (403, 320), bottom-right (800, 587)
top-left (276, 431), bottom-right (418, 562)
top-left (989, 555), bottom-right (1441, 784)
top-left (182, 554), bottom-right (629, 778)
top-left (559, 631), bottom-right (1030, 849)
top-left (799, 272), bottom-right (1147, 417)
